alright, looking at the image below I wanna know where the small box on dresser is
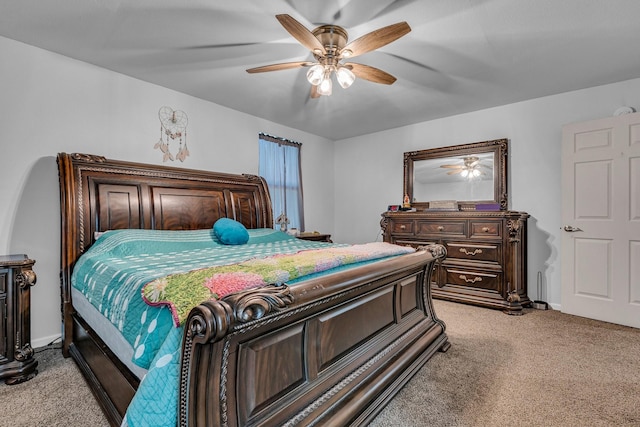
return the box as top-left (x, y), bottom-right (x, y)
top-left (0, 254), bottom-right (38, 384)
top-left (381, 210), bottom-right (530, 314)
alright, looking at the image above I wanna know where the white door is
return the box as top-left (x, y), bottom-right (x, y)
top-left (561, 112), bottom-right (640, 328)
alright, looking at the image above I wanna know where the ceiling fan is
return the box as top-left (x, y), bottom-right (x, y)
top-left (246, 14), bottom-right (411, 97)
top-left (440, 156), bottom-right (485, 178)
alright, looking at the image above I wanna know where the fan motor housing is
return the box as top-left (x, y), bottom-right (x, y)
top-left (312, 25), bottom-right (348, 53)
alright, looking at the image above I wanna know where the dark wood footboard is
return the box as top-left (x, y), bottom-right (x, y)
top-left (181, 245), bottom-right (447, 427)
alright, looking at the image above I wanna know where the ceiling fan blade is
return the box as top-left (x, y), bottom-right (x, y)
top-left (447, 170), bottom-right (462, 175)
top-left (276, 14), bottom-right (326, 55)
top-left (183, 42), bottom-right (261, 50)
top-left (246, 61), bottom-right (313, 73)
top-left (310, 84), bottom-right (320, 98)
top-left (342, 22), bottom-right (410, 58)
top-left (345, 63), bottom-right (396, 84)
top-left (440, 165), bottom-right (464, 169)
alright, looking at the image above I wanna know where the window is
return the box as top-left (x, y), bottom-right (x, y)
top-left (258, 133), bottom-right (304, 231)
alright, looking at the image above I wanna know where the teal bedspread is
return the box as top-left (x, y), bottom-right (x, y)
top-left (71, 228), bottom-right (413, 426)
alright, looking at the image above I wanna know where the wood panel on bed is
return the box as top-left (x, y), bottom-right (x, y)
top-left (57, 152), bottom-right (449, 427)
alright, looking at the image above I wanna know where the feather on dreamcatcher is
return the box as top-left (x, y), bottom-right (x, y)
top-left (154, 106), bottom-right (189, 162)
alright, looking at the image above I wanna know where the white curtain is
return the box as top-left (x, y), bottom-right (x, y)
top-left (259, 134), bottom-right (305, 231)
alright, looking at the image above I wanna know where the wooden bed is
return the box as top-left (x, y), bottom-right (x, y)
top-left (57, 152), bottom-right (449, 427)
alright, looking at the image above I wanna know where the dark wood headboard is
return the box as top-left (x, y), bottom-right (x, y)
top-left (57, 152), bottom-right (273, 331)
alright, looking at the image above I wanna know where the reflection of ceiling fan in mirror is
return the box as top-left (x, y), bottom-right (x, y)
top-left (440, 156), bottom-right (485, 178)
top-left (246, 14), bottom-right (411, 97)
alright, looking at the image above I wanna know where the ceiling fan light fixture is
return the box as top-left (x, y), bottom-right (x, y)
top-left (336, 66), bottom-right (355, 89)
top-left (317, 75), bottom-right (333, 96)
top-left (246, 15), bottom-right (410, 98)
top-left (306, 64), bottom-right (325, 85)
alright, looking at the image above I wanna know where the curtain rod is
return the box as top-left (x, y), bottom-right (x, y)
top-left (259, 132), bottom-right (302, 147)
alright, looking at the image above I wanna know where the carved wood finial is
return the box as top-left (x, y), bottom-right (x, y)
top-left (243, 174), bottom-right (261, 181)
top-left (185, 299), bottom-right (233, 344)
top-left (16, 270), bottom-right (37, 289)
top-left (225, 284), bottom-right (294, 323)
top-left (14, 343), bottom-right (34, 362)
top-left (380, 216), bottom-right (389, 234)
top-left (507, 219), bottom-right (523, 243)
top-left (71, 153), bottom-right (107, 162)
top-left (185, 284), bottom-right (294, 345)
top-left (500, 194), bottom-right (509, 210)
top-left (422, 244), bottom-right (447, 259)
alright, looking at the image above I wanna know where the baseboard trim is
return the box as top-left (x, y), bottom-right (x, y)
top-left (32, 333), bottom-right (62, 349)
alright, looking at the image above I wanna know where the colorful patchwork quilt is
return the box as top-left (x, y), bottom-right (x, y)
top-left (71, 228), bottom-right (414, 427)
top-left (142, 242), bottom-right (415, 326)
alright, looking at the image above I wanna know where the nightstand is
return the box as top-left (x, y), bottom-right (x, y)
top-left (0, 254), bottom-right (38, 384)
top-left (297, 232), bottom-right (332, 243)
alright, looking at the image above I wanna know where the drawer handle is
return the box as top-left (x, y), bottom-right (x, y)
top-left (459, 248), bottom-right (483, 256)
top-left (437, 226), bottom-right (445, 231)
top-left (400, 225), bottom-right (406, 230)
top-left (482, 227), bottom-right (490, 233)
top-left (459, 274), bottom-right (483, 284)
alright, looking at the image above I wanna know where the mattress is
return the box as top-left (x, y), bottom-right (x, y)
top-left (72, 287), bottom-right (147, 379)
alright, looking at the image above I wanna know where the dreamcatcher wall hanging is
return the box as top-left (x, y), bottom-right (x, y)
top-left (154, 106), bottom-right (189, 162)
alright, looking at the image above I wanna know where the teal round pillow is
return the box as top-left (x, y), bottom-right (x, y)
top-left (213, 218), bottom-right (250, 245)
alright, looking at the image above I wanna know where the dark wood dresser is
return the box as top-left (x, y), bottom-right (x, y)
top-left (381, 211), bottom-right (530, 314)
top-left (0, 254), bottom-right (38, 384)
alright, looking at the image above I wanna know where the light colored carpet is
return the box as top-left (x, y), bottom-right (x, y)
top-left (370, 300), bottom-right (640, 427)
top-left (0, 342), bottom-right (107, 427)
top-left (2, 300), bottom-right (639, 426)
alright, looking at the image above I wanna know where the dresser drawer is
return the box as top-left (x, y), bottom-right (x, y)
top-left (445, 242), bottom-right (500, 263)
top-left (470, 221), bottom-right (501, 238)
top-left (417, 220), bottom-right (466, 236)
top-left (390, 220), bottom-right (414, 234)
top-left (443, 266), bottom-right (502, 292)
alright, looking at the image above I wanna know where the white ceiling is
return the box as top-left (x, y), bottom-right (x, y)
top-left (2, 0), bottom-right (640, 140)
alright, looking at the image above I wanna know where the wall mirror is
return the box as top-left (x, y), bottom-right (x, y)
top-left (404, 139), bottom-right (508, 211)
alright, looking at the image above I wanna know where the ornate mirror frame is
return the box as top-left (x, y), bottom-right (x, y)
top-left (404, 138), bottom-right (509, 211)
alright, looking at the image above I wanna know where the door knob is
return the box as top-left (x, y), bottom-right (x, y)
top-left (563, 225), bottom-right (583, 232)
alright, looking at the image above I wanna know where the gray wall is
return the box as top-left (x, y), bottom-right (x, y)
top-left (333, 77), bottom-right (640, 308)
top-left (3, 32), bottom-right (640, 345)
top-left (0, 36), bottom-right (335, 346)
